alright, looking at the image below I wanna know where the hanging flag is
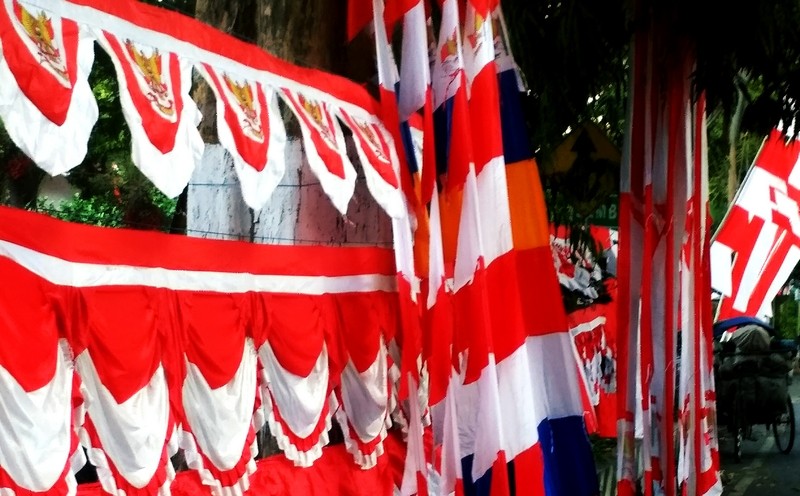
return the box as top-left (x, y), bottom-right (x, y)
top-left (282, 88), bottom-right (358, 215)
top-left (198, 64), bottom-right (288, 211)
top-left (0, 0), bottom-right (98, 175)
top-left (338, 108), bottom-right (406, 219)
top-left (711, 130), bottom-right (800, 320)
top-left (678, 92), bottom-right (723, 496)
top-left (96, 30), bottom-right (204, 198)
top-left (491, 4), bottom-right (599, 494)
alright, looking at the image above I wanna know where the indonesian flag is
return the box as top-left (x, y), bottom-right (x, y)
top-left (96, 30), bottom-right (204, 198)
top-left (616, 24), bottom-right (648, 496)
top-left (198, 64), bottom-right (288, 211)
top-left (678, 93), bottom-right (723, 496)
top-left (281, 88), bottom-right (358, 215)
top-left (0, 0), bottom-right (98, 175)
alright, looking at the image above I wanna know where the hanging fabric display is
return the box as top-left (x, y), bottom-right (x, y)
top-left (0, 257), bottom-right (85, 496)
top-left (175, 292), bottom-right (259, 495)
top-left (73, 287), bottom-right (176, 496)
top-left (282, 88), bottom-right (358, 215)
top-left (198, 64), bottom-right (287, 210)
top-left (0, 0), bottom-right (98, 175)
top-left (96, 30), bottom-right (203, 198)
top-left (334, 293), bottom-right (395, 469)
top-left (255, 294), bottom-right (337, 468)
top-left (338, 108), bottom-right (404, 219)
top-left (0, 206), bottom-right (401, 495)
top-left (0, 0), bottom-right (402, 219)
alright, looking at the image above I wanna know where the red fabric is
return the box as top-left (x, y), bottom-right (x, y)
top-left (337, 293), bottom-right (385, 373)
top-left (77, 437), bottom-right (406, 496)
top-left (347, 0), bottom-right (373, 41)
top-left (80, 286), bottom-right (164, 403)
top-left (0, 257), bottom-right (61, 391)
top-left (467, 66), bottom-right (503, 174)
top-left (179, 292), bottom-right (249, 389)
top-left (266, 295), bottom-right (327, 378)
top-left (515, 246), bottom-right (569, 336)
top-left (0, 1), bottom-right (79, 125)
top-left (0, 207), bottom-right (397, 277)
top-left (340, 111), bottom-right (400, 189)
top-left (512, 445), bottom-right (545, 496)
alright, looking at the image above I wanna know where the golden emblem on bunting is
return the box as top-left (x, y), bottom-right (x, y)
top-left (15, 2), bottom-right (69, 83)
top-left (125, 40), bottom-right (175, 117)
top-left (299, 94), bottom-right (335, 145)
top-left (466, 12), bottom-right (486, 52)
top-left (357, 120), bottom-right (388, 163)
top-left (224, 75), bottom-right (263, 140)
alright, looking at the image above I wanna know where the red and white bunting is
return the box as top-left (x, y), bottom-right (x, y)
top-left (199, 64), bottom-right (288, 210)
top-left (282, 89), bottom-right (357, 215)
top-left (96, 30), bottom-right (203, 198)
top-left (0, 0), bottom-right (97, 175)
top-left (338, 109), bottom-right (404, 218)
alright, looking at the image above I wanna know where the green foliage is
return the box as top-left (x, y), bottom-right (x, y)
top-left (37, 194), bottom-right (124, 228)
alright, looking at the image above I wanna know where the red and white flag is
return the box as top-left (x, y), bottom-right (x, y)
top-left (282, 88), bottom-right (357, 215)
top-left (198, 64), bottom-right (287, 211)
top-left (97, 30), bottom-right (204, 198)
top-left (0, 0), bottom-right (98, 175)
top-left (711, 130), bottom-right (800, 320)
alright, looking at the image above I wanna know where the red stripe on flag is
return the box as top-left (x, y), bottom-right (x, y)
top-left (468, 67), bottom-right (504, 174)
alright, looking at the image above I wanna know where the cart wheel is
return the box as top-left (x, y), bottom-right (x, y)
top-left (734, 426), bottom-right (743, 462)
top-left (773, 395), bottom-right (795, 454)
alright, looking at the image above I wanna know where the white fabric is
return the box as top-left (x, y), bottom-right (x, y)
top-left (462, 0), bottom-right (495, 90)
top-left (398, 1), bottom-right (429, 121)
top-left (0, 0), bottom-right (98, 176)
top-left (182, 338), bottom-right (257, 471)
top-left (337, 344), bottom-right (390, 468)
top-left (258, 341), bottom-right (331, 466)
top-left (179, 429), bottom-right (257, 496)
top-left (475, 157), bottom-right (514, 267)
top-left (198, 65), bottom-right (287, 211)
top-left (0, 339), bottom-right (73, 492)
top-left (432, 0), bottom-right (466, 108)
top-left (76, 352), bottom-right (170, 490)
top-left (282, 89), bottom-right (357, 215)
top-left (0, 239), bottom-right (396, 294)
top-left (339, 109), bottom-right (405, 219)
top-left (453, 167), bottom-right (483, 292)
top-left (495, 344), bottom-right (537, 459)
top-left (96, 31), bottom-right (203, 198)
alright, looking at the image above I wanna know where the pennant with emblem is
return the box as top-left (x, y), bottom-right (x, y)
top-left (338, 109), bottom-right (404, 218)
top-left (96, 30), bottom-right (203, 198)
top-left (199, 64), bottom-right (287, 210)
top-left (0, 0), bottom-right (98, 175)
top-left (282, 88), bottom-right (357, 215)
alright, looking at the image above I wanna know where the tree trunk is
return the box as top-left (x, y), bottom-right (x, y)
top-left (727, 78), bottom-right (747, 203)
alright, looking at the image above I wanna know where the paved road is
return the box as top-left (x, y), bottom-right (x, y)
top-left (719, 377), bottom-right (800, 495)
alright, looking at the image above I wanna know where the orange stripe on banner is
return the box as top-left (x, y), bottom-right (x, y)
top-left (506, 159), bottom-right (551, 250)
top-left (439, 188), bottom-right (464, 275)
top-left (413, 178), bottom-right (431, 279)
top-left (512, 444), bottom-right (545, 496)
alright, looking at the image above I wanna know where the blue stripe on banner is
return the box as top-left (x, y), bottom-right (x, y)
top-left (538, 415), bottom-right (599, 496)
top-left (400, 120), bottom-right (420, 174)
top-left (498, 69), bottom-right (533, 164)
top-left (433, 98), bottom-right (455, 176)
top-left (460, 454), bottom-right (493, 496)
